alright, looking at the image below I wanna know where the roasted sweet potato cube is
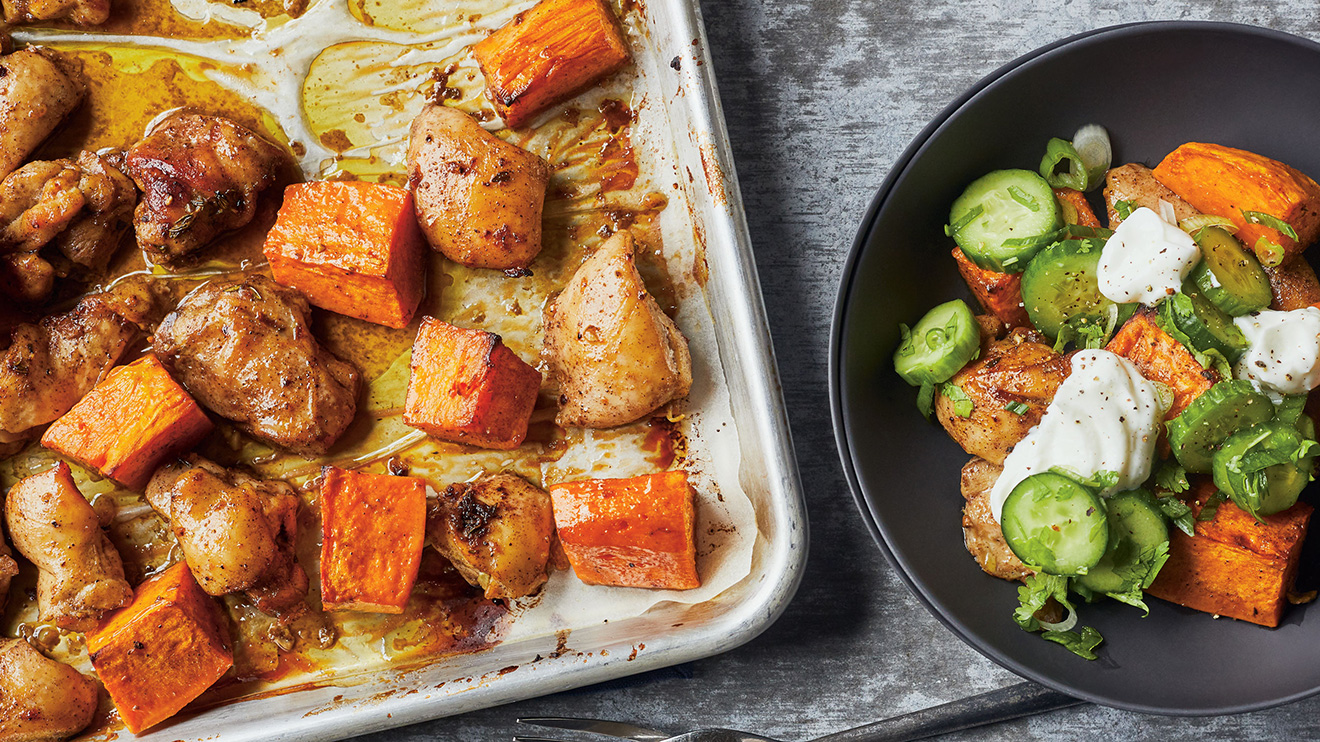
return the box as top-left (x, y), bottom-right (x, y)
top-left (951, 248), bottom-right (1031, 329)
top-left (1153, 142), bottom-right (1320, 263)
top-left (1053, 187), bottom-right (1101, 228)
top-left (1106, 309), bottom-right (1217, 420)
top-left (87, 562), bottom-right (233, 733)
top-left (320, 466), bottom-right (426, 614)
top-left (472, 0), bottom-right (631, 128)
top-left (41, 354), bottom-right (212, 490)
top-left (263, 181), bottom-right (425, 329)
top-left (403, 318), bottom-right (541, 449)
top-left (549, 470), bottom-right (700, 590)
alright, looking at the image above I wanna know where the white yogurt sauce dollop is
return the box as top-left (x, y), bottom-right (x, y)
top-left (1234, 308), bottom-right (1320, 396)
top-left (989, 350), bottom-right (1167, 523)
top-left (1097, 206), bottom-right (1201, 306)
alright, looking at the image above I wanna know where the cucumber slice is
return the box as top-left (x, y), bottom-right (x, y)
top-left (1020, 238), bottom-right (1121, 340)
top-left (893, 299), bottom-right (980, 386)
top-left (1167, 380), bottom-right (1276, 473)
top-left (1160, 289), bottom-right (1249, 362)
top-left (1212, 421), bottom-right (1316, 518)
top-left (1075, 489), bottom-right (1169, 594)
top-left (1190, 227), bottom-right (1272, 316)
top-left (950, 169), bottom-right (1062, 273)
top-left (1001, 471), bottom-right (1109, 576)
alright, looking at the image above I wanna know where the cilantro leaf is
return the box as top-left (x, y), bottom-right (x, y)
top-left (1157, 495), bottom-right (1196, 537)
top-left (1153, 461), bottom-right (1190, 494)
top-left (1014, 573), bottom-right (1072, 632)
top-left (1048, 466), bottom-right (1119, 491)
top-left (1041, 626), bottom-right (1104, 660)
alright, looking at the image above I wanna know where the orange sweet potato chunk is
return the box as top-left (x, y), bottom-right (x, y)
top-left (87, 562), bottom-right (233, 733)
top-left (319, 466), bottom-right (426, 614)
top-left (1053, 187), bottom-right (1101, 228)
top-left (1153, 142), bottom-right (1320, 263)
top-left (472, 0), bottom-right (631, 128)
top-left (403, 317), bottom-right (541, 449)
top-left (263, 181), bottom-right (425, 329)
top-left (950, 248), bottom-right (1031, 329)
top-left (1106, 310), bottom-right (1217, 420)
top-left (41, 354), bottom-right (212, 490)
top-left (549, 470), bottom-right (700, 590)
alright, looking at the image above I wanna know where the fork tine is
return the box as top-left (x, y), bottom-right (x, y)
top-left (517, 717), bottom-right (670, 740)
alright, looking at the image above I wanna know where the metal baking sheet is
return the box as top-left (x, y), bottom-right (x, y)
top-left (8, 0), bottom-right (806, 738)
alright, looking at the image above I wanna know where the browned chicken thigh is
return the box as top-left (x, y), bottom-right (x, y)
top-left (124, 113), bottom-right (288, 265)
top-left (0, 47), bottom-right (84, 180)
top-left (0, 526), bottom-right (17, 607)
top-left (146, 455), bottom-right (308, 616)
top-left (0, 638), bottom-right (98, 742)
top-left (153, 275), bottom-right (360, 457)
top-left (960, 457), bottom-right (1032, 581)
top-left (428, 473), bottom-right (554, 600)
top-left (2, 0), bottom-right (110, 25)
top-left (544, 229), bottom-right (692, 428)
top-left (5, 462), bottom-right (132, 631)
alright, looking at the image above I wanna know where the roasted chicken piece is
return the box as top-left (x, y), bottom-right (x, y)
top-left (124, 112), bottom-right (287, 265)
top-left (0, 638), bottom-right (98, 742)
top-left (146, 455), bottom-right (307, 616)
top-left (153, 275), bottom-right (360, 457)
top-left (544, 229), bottom-right (692, 428)
top-left (1103, 163), bottom-right (1199, 227)
top-left (961, 457), bottom-right (1032, 581)
top-left (428, 472), bottom-right (554, 600)
top-left (936, 326), bottom-right (1070, 465)
top-left (0, 526), bottom-right (17, 606)
top-left (1265, 258), bottom-right (1320, 311)
top-left (2, 0), bottom-right (110, 25)
top-left (0, 47), bottom-right (84, 181)
top-left (5, 462), bottom-right (132, 631)
top-left (0, 294), bottom-right (137, 445)
top-left (407, 103), bottom-right (550, 271)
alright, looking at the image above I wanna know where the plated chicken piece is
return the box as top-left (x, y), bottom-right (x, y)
top-left (0, 638), bottom-right (98, 742)
top-left (2, 0), bottom-right (110, 25)
top-left (0, 293), bottom-right (137, 446)
top-left (960, 457), bottom-right (1033, 582)
top-left (428, 472), bottom-right (554, 600)
top-left (0, 527), bottom-right (17, 606)
top-left (935, 326), bottom-right (1070, 465)
top-left (1103, 163), bottom-right (1199, 227)
top-left (0, 47), bottom-right (84, 181)
top-left (544, 229), bottom-right (692, 428)
top-left (146, 455), bottom-right (307, 617)
top-left (5, 462), bottom-right (132, 631)
top-left (153, 275), bottom-right (360, 457)
top-left (124, 113), bottom-right (288, 265)
top-left (407, 103), bottom-right (551, 271)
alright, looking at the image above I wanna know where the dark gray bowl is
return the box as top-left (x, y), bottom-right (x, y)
top-left (830, 21), bottom-right (1320, 715)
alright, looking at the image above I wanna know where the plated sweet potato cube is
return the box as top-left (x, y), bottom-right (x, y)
top-left (1106, 309), bottom-right (1217, 421)
top-left (1053, 187), bottom-right (1101, 228)
top-left (472, 0), bottom-right (631, 128)
top-left (41, 354), bottom-right (212, 490)
top-left (87, 562), bottom-right (233, 734)
top-left (549, 470), bottom-right (700, 590)
top-left (950, 248), bottom-right (1031, 329)
top-left (1153, 142), bottom-right (1320, 263)
top-left (404, 318), bottom-right (541, 449)
top-left (320, 466), bottom-right (426, 614)
top-left (263, 181), bottom-right (425, 329)
top-left (1146, 481), bottom-right (1312, 627)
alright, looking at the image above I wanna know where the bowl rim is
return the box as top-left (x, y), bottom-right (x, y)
top-left (828, 19), bottom-right (1320, 716)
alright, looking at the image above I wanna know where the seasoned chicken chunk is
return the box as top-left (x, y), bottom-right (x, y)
top-left (0, 47), bottom-right (84, 180)
top-left (0, 251), bottom-right (54, 305)
top-left (407, 103), bottom-right (550, 271)
top-left (936, 326), bottom-right (1070, 465)
top-left (5, 462), bottom-right (132, 631)
top-left (2, 0), bottom-right (110, 25)
top-left (1265, 258), bottom-right (1320, 311)
top-left (0, 294), bottom-right (137, 444)
top-left (1103, 163), bottom-right (1199, 227)
top-left (146, 455), bottom-right (307, 616)
top-left (544, 229), bottom-right (692, 428)
top-left (153, 275), bottom-right (360, 457)
top-left (0, 638), bottom-right (98, 742)
top-left (0, 526), bottom-right (17, 607)
top-left (124, 113), bottom-right (287, 265)
top-left (428, 472), bottom-right (554, 600)
top-left (961, 457), bottom-right (1032, 581)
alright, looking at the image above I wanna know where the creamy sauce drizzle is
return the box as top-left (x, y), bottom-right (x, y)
top-left (1234, 307), bottom-right (1320, 395)
top-left (1098, 206), bottom-right (1201, 306)
top-left (989, 349), bottom-right (1167, 523)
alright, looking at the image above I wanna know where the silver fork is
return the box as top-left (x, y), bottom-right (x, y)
top-left (514, 680), bottom-right (1084, 742)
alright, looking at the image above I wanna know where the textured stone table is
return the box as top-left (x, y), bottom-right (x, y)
top-left (361, 2), bottom-right (1320, 739)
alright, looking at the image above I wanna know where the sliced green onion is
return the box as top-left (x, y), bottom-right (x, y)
top-left (1242, 210), bottom-right (1300, 241)
top-left (1114, 199), bottom-right (1137, 221)
top-left (1255, 236), bottom-right (1287, 267)
top-left (917, 381), bottom-right (936, 420)
top-left (941, 383), bottom-right (974, 418)
top-left (1002, 227), bottom-right (1064, 248)
top-left (1197, 490), bottom-right (1228, 522)
top-left (1008, 185), bottom-right (1041, 212)
top-left (1039, 137), bottom-right (1088, 191)
top-left (1071, 124), bottom-right (1112, 192)
top-left (1006, 401), bottom-right (1030, 415)
top-left (1062, 224), bottom-right (1114, 240)
top-left (946, 204), bottom-right (984, 237)
top-left (1179, 213), bottom-right (1238, 237)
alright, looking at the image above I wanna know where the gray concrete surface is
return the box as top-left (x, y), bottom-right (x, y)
top-left (359, 2), bottom-right (1320, 739)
